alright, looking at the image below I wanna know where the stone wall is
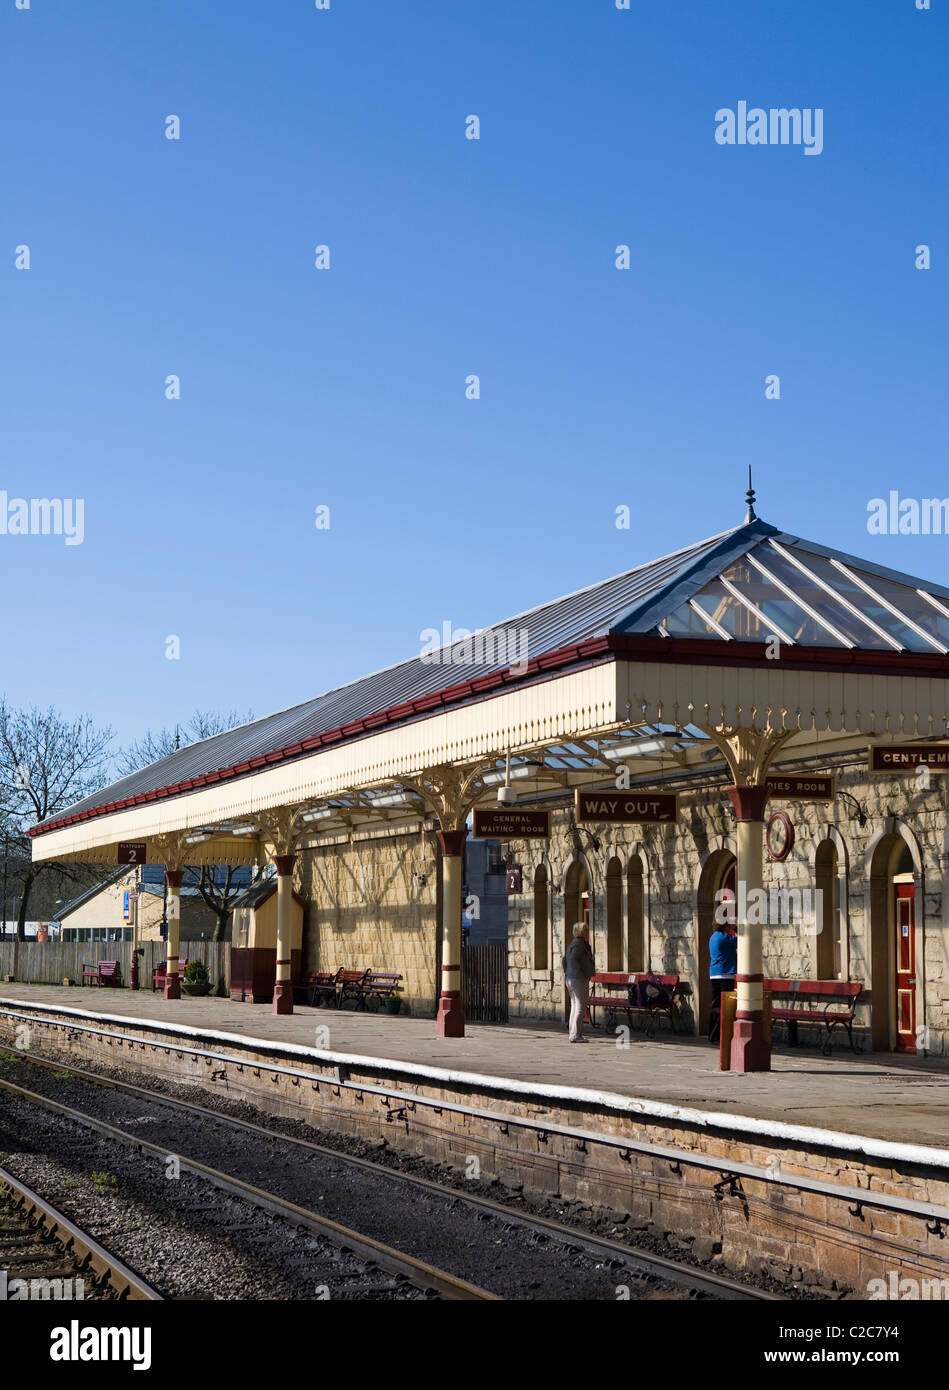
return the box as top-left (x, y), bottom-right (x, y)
top-left (296, 823), bottom-right (440, 1015)
top-left (506, 759), bottom-right (949, 1053)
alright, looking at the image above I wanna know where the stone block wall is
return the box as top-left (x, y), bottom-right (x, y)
top-left (296, 824), bottom-right (440, 1015)
top-left (505, 760), bottom-right (949, 1053)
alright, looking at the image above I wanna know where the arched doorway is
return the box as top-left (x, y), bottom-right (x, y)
top-left (696, 848), bottom-right (736, 1034)
top-left (605, 858), bottom-right (623, 971)
top-left (869, 834), bottom-right (918, 1052)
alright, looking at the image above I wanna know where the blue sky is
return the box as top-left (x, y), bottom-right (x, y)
top-left (2, 0), bottom-right (946, 748)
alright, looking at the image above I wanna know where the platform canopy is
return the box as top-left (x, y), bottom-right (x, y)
top-left (29, 506), bottom-right (949, 866)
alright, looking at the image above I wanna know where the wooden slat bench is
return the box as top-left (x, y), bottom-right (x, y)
top-left (363, 971), bottom-right (402, 1009)
top-left (765, 978), bottom-right (863, 1055)
top-left (81, 960), bottom-right (122, 987)
top-left (152, 958), bottom-right (187, 992)
top-left (588, 972), bottom-right (685, 1037)
top-left (302, 969), bottom-right (341, 1007)
top-left (335, 969), bottom-right (371, 1010)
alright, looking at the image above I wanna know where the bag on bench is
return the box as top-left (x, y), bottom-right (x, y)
top-left (635, 972), bottom-right (670, 1009)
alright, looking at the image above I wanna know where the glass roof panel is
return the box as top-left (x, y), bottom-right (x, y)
top-left (663, 562), bottom-right (851, 645)
top-left (785, 549), bottom-right (943, 652)
top-left (758, 546), bottom-right (895, 649)
top-left (833, 565), bottom-right (949, 653)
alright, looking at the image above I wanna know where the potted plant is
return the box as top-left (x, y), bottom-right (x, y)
top-left (181, 959), bottom-right (212, 997)
top-left (385, 988), bottom-right (402, 1015)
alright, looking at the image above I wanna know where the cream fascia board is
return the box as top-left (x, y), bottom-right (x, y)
top-left (615, 660), bottom-right (949, 740)
top-left (31, 664), bottom-right (622, 863)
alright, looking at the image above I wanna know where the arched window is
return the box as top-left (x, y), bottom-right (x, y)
top-left (606, 858), bottom-right (623, 971)
top-left (815, 840), bottom-right (841, 979)
top-left (626, 854), bottom-right (645, 973)
top-left (533, 864), bottom-right (549, 970)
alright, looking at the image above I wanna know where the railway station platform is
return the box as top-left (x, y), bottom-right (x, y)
top-left (2, 983), bottom-right (948, 1295)
top-left (0, 982), bottom-right (947, 1150)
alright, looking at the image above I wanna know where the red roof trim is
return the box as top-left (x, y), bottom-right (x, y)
top-left (29, 634), bottom-right (949, 838)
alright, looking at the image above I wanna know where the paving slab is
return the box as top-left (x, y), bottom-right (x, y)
top-left (2, 983), bottom-right (949, 1150)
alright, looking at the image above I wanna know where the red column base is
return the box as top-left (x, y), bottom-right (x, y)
top-left (729, 1016), bottom-right (771, 1073)
top-left (130, 956), bottom-right (139, 991)
top-left (436, 991), bottom-right (465, 1038)
top-left (272, 979), bottom-right (294, 1015)
top-left (164, 974), bottom-right (180, 1001)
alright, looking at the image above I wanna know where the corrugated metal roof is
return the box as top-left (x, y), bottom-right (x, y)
top-left (42, 524), bottom-right (738, 826)
top-left (38, 513), bottom-right (949, 831)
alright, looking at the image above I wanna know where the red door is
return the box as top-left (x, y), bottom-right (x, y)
top-left (894, 882), bottom-right (917, 1054)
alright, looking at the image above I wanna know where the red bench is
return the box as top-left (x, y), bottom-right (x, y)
top-left (152, 958), bottom-right (188, 992)
top-left (81, 960), bottom-right (122, 987)
top-left (335, 969), bottom-right (371, 1009)
top-left (765, 978), bottom-right (863, 1055)
top-left (588, 972), bottom-right (685, 1037)
top-left (300, 969), bottom-right (341, 1007)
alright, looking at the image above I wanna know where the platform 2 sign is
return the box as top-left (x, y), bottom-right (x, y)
top-left (118, 841), bottom-right (147, 864)
top-left (869, 743), bottom-right (949, 772)
top-left (575, 790), bottom-right (677, 823)
top-left (472, 809), bottom-right (550, 839)
top-left (765, 774), bottom-right (835, 801)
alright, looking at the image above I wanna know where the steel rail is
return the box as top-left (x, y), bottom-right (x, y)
top-left (1, 1045), bottom-right (779, 1300)
top-left (1, 1007), bottom-right (946, 1228)
top-left (0, 1075), bottom-right (495, 1302)
top-left (0, 1163), bottom-right (163, 1301)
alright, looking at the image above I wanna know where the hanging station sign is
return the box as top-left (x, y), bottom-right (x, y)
top-left (117, 841), bottom-right (147, 864)
top-left (765, 774), bottom-right (835, 801)
top-left (575, 790), bottom-right (677, 824)
top-left (869, 744), bottom-right (949, 772)
top-left (472, 809), bottom-right (550, 839)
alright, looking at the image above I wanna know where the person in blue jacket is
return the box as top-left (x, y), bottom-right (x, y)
top-left (708, 925), bottom-right (737, 1043)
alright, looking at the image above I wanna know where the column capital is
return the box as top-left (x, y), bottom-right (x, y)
top-left (273, 853), bottom-right (296, 876)
top-left (165, 868), bottom-right (183, 889)
top-left (727, 785), bottom-right (769, 822)
top-left (436, 828), bottom-right (468, 857)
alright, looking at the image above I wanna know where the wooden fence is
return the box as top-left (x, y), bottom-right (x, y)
top-left (461, 942), bottom-right (508, 1023)
top-left (0, 940), bottom-right (230, 992)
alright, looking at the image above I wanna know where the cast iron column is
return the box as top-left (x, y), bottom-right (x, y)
top-left (727, 785), bottom-right (770, 1072)
top-left (436, 828), bottom-right (467, 1037)
top-left (164, 869), bottom-right (182, 1000)
top-left (272, 853), bottom-right (295, 1015)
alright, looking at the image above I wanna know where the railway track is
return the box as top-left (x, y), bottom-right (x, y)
top-left (0, 1072), bottom-right (493, 1302)
top-left (0, 1045), bottom-right (778, 1301)
top-left (0, 1163), bottom-right (162, 1302)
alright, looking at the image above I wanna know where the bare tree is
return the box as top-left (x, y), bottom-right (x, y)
top-left (116, 708), bottom-right (254, 777)
top-left (0, 702), bottom-right (114, 939)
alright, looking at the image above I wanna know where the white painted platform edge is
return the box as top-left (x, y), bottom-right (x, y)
top-left (2, 994), bottom-right (947, 1171)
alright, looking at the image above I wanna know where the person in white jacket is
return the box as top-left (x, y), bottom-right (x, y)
top-left (562, 921), bottom-right (595, 1042)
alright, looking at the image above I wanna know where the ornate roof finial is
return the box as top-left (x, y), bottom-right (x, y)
top-left (744, 466), bottom-right (757, 523)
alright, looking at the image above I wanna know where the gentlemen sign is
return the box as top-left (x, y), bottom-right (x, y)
top-left (869, 744), bottom-right (949, 771)
top-left (765, 774), bottom-right (835, 801)
top-left (117, 842), bottom-right (147, 864)
top-left (575, 790), bottom-right (677, 823)
top-left (473, 809), bottom-right (550, 838)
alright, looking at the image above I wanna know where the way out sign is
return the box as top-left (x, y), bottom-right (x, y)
top-left (118, 842), bottom-right (147, 864)
top-left (575, 790), bottom-right (677, 823)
